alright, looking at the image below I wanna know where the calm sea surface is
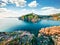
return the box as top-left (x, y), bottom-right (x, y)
top-left (0, 18), bottom-right (60, 35)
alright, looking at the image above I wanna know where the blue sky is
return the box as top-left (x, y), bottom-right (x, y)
top-left (0, 0), bottom-right (60, 17)
top-left (37, 0), bottom-right (60, 8)
top-left (0, 0), bottom-right (60, 10)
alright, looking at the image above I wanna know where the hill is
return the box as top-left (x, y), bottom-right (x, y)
top-left (18, 13), bottom-right (40, 23)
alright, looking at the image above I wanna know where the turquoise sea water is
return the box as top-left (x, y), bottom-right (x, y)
top-left (0, 18), bottom-right (60, 35)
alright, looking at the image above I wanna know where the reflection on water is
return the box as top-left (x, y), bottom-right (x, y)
top-left (0, 18), bottom-right (60, 35)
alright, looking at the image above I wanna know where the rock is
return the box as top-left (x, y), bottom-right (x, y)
top-left (18, 13), bottom-right (40, 23)
top-left (0, 31), bottom-right (35, 45)
top-left (38, 26), bottom-right (60, 45)
top-left (39, 26), bottom-right (60, 35)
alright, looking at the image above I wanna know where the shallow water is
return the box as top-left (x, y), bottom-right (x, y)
top-left (0, 18), bottom-right (60, 35)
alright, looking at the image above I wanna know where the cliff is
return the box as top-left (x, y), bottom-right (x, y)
top-left (38, 26), bottom-right (60, 45)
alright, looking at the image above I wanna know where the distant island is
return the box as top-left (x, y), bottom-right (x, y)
top-left (51, 13), bottom-right (60, 20)
top-left (18, 13), bottom-right (60, 23)
top-left (18, 13), bottom-right (40, 23)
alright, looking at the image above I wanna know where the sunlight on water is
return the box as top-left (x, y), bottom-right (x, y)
top-left (0, 18), bottom-right (60, 34)
top-left (0, 18), bottom-right (26, 32)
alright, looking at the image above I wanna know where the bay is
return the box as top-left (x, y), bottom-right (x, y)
top-left (0, 18), bottom-right (60, 35)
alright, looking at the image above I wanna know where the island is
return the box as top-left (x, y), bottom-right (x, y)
top-left (18, 13), bottom-right (41, 23)
top-left (18, 13), bottom-right (60, 23)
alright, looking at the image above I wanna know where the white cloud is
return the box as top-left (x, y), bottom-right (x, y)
top-left (0, 8), bottom-right (37, 18)
top-left (1, 0), bottom-right (39, 7)
top-left (0, 0), bottom-right (27, 7)
top-left (22, 7), bottom-right (60, 15)
top-left (0, 8), bottom-right (35, 18)
top-left (0, 7), bottom-right (60, 18)
top-left (0, 8), bottom-right (20, 18)
top-left (0, 0), bottom-right (8, 6)
top-left (0, 0), bottom-right (8, 7)
top-left (2, 0), bottom-right (8, 3)
top-left (28, 1), bottom-right (38, 7)
top-left (18, 9), bottom-right (32, 16)
top-left (9, 0), bottom-right (27, 7)
top-left (38, 7), bottom-right (60, 15)
top-left (0, 8), bottom-right (7, 12)
top-left (18, 9), bottom-right (39, 16)
top-left (0, 3), bottom-right (6, 6)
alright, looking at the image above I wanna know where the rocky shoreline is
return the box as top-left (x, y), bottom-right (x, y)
top-left (38, 26), bottom-right (60, 45)
top-left (0, 26), bottom-right (60, 45)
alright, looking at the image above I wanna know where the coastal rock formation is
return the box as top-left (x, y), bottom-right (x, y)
top-left (51, 13), bottom-right (60, 20)
top-left (0, 31), bottom-right (35, 45)
top-left (18, 13), bottom-right (60, 23)
top-left (38, 26), bottom-right (60, 35)
top-left (38, 26), bottom-right (60, 45)
top-left (18, 13), bottom-right (40, 23)
top-left (0, 26), bottom-right (60, 45)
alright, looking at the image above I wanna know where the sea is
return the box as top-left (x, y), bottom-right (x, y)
top-left (0, 18), bottom-right (60, 35)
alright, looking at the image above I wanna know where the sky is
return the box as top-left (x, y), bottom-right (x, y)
top-left (0, 0), bottom-right (60, 18)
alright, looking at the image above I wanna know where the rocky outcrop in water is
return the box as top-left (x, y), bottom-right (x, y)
top-left (18, 13), bottom-right (40, 23)
top-left (0, 26), bottom-right (60, 45)
top-left (0, 31), bottom-right (35, 45)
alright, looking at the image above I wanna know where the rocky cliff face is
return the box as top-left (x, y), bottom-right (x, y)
top-left (38, 26), bottom-right (60, 45)
top-left (18, 13), bottom-right (40, 23)
top-left (0, 26), bottom-right (60, 45)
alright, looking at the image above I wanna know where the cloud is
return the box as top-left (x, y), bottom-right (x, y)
top-left (28, 1), bottom-right (38, 7)
top-left (9, 0), bottom-right (27, 7)
top-left (18, 9), bottom-right (39, 16)
top-left (2, 0), bottom-right (8, 3)
top-left (0, 0), bottom-right (8, 6)
top-left (18, 9), bottom-right (32, 16)
top-left (0, 7), bottom-right (60, 18)
top-left (0, 8), bottom-right (35, 18)
top-left (0, 8), bottom-right (7, 12)
top-left (0, 0), bottom-right (27, 7)
top-left (0, 8), bottom-right (20, 18)
top-left (22, 7), bottom-right (60, 15)
top-left (1, 0), bottom-right (39, 7)
top-left (38, 7), bottom-right (60, 15)
top-left (0, 8), bottom-right (37, 18)
top-left (0, 3), bottom-right (6, 6)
